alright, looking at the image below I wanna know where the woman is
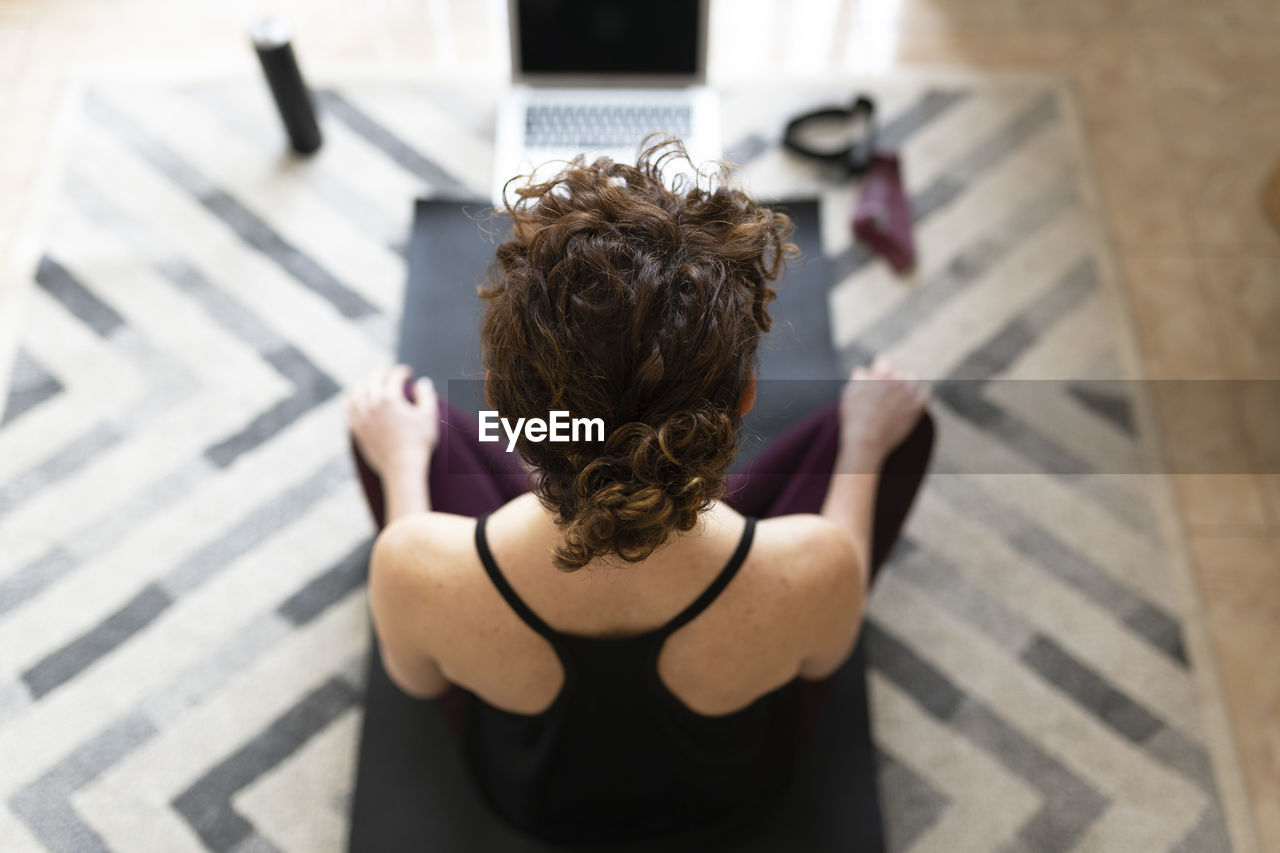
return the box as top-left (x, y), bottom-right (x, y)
top-left (346, 140), bottom-right (933, 844)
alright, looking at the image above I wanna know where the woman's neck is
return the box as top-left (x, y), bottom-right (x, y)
top-left (501, 492), bottom-right (739, 579)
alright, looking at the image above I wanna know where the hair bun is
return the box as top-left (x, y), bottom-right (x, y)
top-left (550, 410), bottom-right (738, 569)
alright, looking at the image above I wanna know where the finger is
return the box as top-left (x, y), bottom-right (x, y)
top-left (375, 365), bottom-right (401, 402)
top-left (374, 365), bottom-right (397, 401)
top-left (362, 367), bottom-right (387, 399)
top-left (395, 365), bottom-right (413, 400)
top-left (383, 364), bottom-right (411, 401)
top-left (353, 380), bottom-right (374, 409)
top-left (414, 376), bottom-right (435, 407)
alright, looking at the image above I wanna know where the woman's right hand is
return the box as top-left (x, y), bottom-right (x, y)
top-left (346, 365), bottom-right (441, 477)
top-left (838, 355), bottom-right (930, 464)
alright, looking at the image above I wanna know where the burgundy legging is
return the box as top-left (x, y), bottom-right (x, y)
top-left (350, 400), bottom-right (935, 743)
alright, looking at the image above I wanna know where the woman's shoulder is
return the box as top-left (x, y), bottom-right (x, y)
top-left (745, 514), bottom-right (862, 605)
top-left (753, 513), bottom-right (858, 562)
top-left (378, 508), bottom-right (476, 551)
top-left (371, 510), bottom-right (485, 594)
top-left (671, 511), bottom-right (861, 684)
top-left (373, 496), bottom-right (546, 589)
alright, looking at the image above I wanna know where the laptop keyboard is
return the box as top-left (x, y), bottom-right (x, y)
top-left (524, 103), bottom-right (693, 149)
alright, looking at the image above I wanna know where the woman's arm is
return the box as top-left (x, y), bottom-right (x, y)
top-left (381, 456), bottom-right (431, 523)
top-left (369, 521), bottom-right (451, 699)
top-left (347, 365), bottom-right (450, 697)
top-left (821, 356), bottom-right (929, 572)
top-left (800, 356), bottom-right (929, 678)
top-left (818, 454), bottom-right (880, 591)
top-left (799, 438), bottom-right (888, 680)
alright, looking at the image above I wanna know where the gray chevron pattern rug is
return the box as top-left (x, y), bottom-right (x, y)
top-left (0, 74), bottom-right (1248, 852)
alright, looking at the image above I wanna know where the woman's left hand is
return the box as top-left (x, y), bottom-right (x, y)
top-left (346, 365), bottom-right (440, 477)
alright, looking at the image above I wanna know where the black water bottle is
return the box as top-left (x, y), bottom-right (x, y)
top-left (251, 18), bottom-right (323, 154)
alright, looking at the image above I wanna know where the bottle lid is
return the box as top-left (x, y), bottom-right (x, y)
top-left (250, 17), bottom-right (293, 49)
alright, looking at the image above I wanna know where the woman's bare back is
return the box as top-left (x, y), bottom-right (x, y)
top-left (373, 492), bottom-right (860, 716)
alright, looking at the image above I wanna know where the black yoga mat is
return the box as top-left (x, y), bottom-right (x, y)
top-left (392, 198), bottom-right (844, 467)
top-left (347, 198), bottom-right (884, 852)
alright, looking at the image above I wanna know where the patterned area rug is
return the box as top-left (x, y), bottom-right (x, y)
top-left (0, 73), bottom-right (1247, 852)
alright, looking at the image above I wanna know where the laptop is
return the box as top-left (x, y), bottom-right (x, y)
top-left (492, 0), bottom-right (720, 207)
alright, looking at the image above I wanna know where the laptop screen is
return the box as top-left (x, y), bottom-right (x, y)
top-left (516, 0), bottom-right (701, 78)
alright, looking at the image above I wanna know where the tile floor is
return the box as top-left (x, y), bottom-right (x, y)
top-left (0, 0), bottom-right (1276, 848)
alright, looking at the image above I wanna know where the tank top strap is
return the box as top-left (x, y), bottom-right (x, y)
top-left (658, 516), bottom-right (757, 639)
top-left (476, 514), bottom-right (757, 643)
top-left (475, 513), bottom-right (559, 641)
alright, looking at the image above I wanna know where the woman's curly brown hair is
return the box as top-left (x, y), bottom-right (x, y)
top-left (480, 137), bottom-right (797, 570)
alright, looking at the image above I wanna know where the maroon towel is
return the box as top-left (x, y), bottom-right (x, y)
top-left (852, 152), bottom-right (915, 275)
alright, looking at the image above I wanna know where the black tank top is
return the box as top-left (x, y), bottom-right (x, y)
top-left (464, 513), bottom-right (797, 843)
